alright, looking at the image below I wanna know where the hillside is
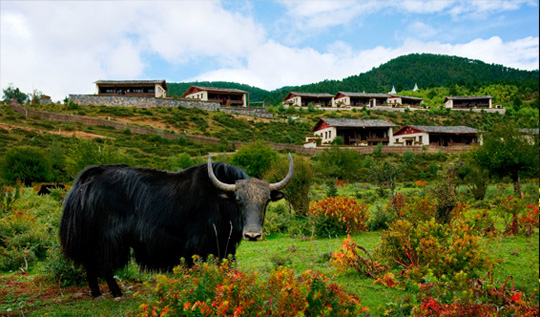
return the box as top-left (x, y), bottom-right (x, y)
top-left (262, 53), bottom-right (539, 105)
top-left (165, 53), bottom-right (538, 107)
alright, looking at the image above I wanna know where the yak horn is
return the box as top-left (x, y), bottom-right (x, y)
top-left (208, 154), bottom-right (236, 192)
top-left (269, 153), bottom-right (294, 191)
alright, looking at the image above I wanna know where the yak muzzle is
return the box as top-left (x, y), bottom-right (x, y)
top-left (243, 230), bottom-right (263, 241)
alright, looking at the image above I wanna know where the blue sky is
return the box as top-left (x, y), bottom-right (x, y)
top-left (1, 0), bottom-right (538, 101)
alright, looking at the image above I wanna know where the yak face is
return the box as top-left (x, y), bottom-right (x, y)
top-left (209, 154), bottom-right (293, 241)
top-left (220, 178), bottom-right (285, 241)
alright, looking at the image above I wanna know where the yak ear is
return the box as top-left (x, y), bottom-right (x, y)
top-left (219, 192), bottom-right (234, 200)
top-left (270, 190), bottom-right (285, 201)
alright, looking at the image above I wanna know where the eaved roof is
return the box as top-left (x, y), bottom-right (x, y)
top-left (182, 86), bottom-right (247, 97)
top-left (311, 118), bottom-right (397, 132)
top-left (409, 125), bottom-right (479, 134)
top-left (388, 95), bottom-right (423, 101)
top-left (284, 92), bottom-right (334, 100)
top-left (445, 95), bottom-right (492, 101)
top-left (95, 79), bottom-right (168, 90)
top-left (336, 92), bottom-right (389, 98)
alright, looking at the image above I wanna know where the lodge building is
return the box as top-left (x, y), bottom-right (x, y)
top-left (95, 80), bottom-right (168, 98)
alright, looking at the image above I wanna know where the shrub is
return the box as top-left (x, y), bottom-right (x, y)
top-left (0, 209), bottom-right (51, 271)
top-left (331, 235), bottom-right (388, 278)
top-left (232, 141), bottom-right (277, 178)
top-left (265, 155), bottom-right (313, 216)
top-left (377, 219), bottom-right (489, 280)
top-left (308, 197), bottom-right (369, 237)
top-left (138, 257), bottom-right (366, 316)
top-left (0, 146), bottom-right (53, 186)
top-left (168, 152), bottom-right (194, 171)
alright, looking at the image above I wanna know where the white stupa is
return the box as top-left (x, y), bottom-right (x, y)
top-left (413, 83), bottom-right (419, 91)
top-left (389, 85), bottom-right (396, 94)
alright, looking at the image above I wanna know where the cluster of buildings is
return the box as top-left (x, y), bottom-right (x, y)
top-left (304, 118), bottom-right (481, 148)
top-left (91, 80), bottom-right (498, 111)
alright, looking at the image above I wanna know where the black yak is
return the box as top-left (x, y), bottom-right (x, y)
top-left (59, 154), bottom-right (293, 299)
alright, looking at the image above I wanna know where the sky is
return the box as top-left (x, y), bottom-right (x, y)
top-left (1, 0), bottom-right (539, 101)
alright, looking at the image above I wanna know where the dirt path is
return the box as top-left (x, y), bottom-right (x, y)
top-left (0, 122), bottom-right (113, 140)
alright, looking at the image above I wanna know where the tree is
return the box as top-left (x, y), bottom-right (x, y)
top-left (168, 152), bottom-right (194, 171)
top-left (2, 84), bottom-right (28, 104)
top-left (265, 155), bottom-right (312, 216)
top-left (313, 145), bottom-right (362, 183)
top-left (231, 141), bottom-right (278, 178)
top-left (370, 162), bottom-right (403, 204)
top-left (470, 123), bottom-right (539, 195)
top-left (0, 146), bottom-right (53, 186)
top-left (65, 139), bottom-right (135, 177)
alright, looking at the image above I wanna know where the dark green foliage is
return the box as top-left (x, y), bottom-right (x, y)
top-left (470, 122), bottom-right (539, 195)
top-left (2, 84), bottom-right (28, 104)
top-left (168, 152), bottom-right (194, 171)
top-left (313, 145), bottom-right (363, 183)
top-left (265, 155), bottom-right (313, 216)
top-left (231, 141), bottom-right (278, 178)
top-left (0, 146), bottom-right (53, 186)
top-left (65, 139), bottom-right (135, 177)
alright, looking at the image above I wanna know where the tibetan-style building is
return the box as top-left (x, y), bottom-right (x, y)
top-left (182, 86), bottom-right (248, 107)
top-left (308, 118), bottom-right (397, 146)
top-left (392, 125), bottom-right (480, 146)
top-left (444, 96), bottom-right (492, 109)
top-left (95, 80), bottom-right (168, 98)
top-left (283, 92), bottom-right (334, 108)
top-left (333, 92), bottom-right (389, 108)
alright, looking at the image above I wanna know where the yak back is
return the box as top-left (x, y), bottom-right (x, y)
top-left (59, 162), bottom-right (248, 273)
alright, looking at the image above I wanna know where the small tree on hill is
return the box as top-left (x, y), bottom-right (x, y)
top-left (265, 155), bottom-right (312, 216)
top-left (470, 123), bottom-right (538, 195)
top-left (0, 146), bottom-right (53, 186)
top-left (232, 141), bottom-right (278, 178)
top-left (2, 84), bottom-right (28, 104)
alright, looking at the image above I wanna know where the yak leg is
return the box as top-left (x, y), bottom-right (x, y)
top-left (105, 272), bottom-right (123, 298)
top-left (86, 267), bottom-right (103, 298)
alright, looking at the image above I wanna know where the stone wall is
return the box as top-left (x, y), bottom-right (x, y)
top-left (69, 94), bottom-right (220, 111)
top-left (221, 107), bottom-right (273, 118)
top-left (69, 95), bottom-right (274, 118)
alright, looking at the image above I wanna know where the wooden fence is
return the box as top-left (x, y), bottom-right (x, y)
top-left (10, 101), bottom-right (473, 155)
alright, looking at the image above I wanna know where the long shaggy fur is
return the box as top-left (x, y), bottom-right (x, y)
top-left (59, 162), bottom-right (248, 277)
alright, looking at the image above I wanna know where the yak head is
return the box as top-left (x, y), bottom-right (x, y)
top-left (208, 154), bottom-right (294, 241)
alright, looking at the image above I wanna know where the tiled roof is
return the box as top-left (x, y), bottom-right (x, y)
top-left (337, 92), bottom-right (389, 98)
top-left (322, 118), bottom-right (397, 128)
top-left (288, 92), bottom-right (334, 98)
top-left (445, 95), bottom-right (492, 100)
top-left (410, 125), bottom-right (479, 134)
top-left (190, 86), bottom-right (247, 94)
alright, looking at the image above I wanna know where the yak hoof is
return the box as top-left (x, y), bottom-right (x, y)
top-left (94, 295), bottom-right (107, 301)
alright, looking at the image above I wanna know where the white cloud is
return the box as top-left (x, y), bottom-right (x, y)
top-left (1, 1), bottom-right (538, 101)
top-left (0, 1), bottom-right (265, 101)
top-left (194, 36), bottom-right (539, 91)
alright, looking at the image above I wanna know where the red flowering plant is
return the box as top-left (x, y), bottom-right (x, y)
top-left (308, 197), bottom-right (369, 237)
top-left (518, 204), bottom-right (539, 235)
top-left (410, 270), bottom-right (539, 316)
top-left (330, 235), bottom-right (389, 279)
top-left (138, 256), bottom-right (368, 316)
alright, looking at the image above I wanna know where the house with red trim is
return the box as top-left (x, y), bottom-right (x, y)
top-left (182, 86), bottom-right (248, 107)
top-left (306, 118), bottom-right (397, 147)
top-left (392, 125), bottom-right (481, 146)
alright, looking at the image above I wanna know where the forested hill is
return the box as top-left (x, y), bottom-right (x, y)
top-left (168, 53), bottom-right (539, 105)
top-left (167, 81), bottom-right (268, 102)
